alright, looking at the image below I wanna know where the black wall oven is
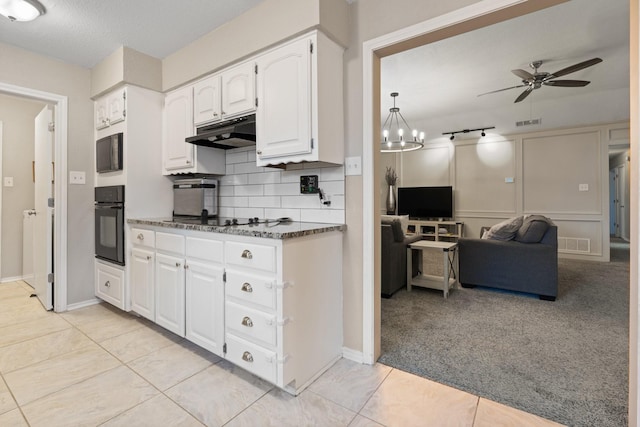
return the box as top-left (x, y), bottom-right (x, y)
top-left (95, 185), bottom-right (125, 265)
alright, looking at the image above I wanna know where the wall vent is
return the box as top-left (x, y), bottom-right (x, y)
top-left (558, 237), bottom-right (591, 254)
top-left (516, 118), bottom-right (541, 127)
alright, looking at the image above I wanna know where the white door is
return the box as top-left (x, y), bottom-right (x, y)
top-left (163, 87), bottom-right (194, 172)
top-left (155, 253), bottom-right (185, 336)
top-left (130, 248), bottom-right (155, 321)
top-left (33, 105), bottom-right (54, 310)
top-left (221, 62), bottom-right (256, 118)
top-left (185, 260), bottom-right (224, 356)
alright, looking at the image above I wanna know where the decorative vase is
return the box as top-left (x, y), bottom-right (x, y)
top-left (386, 184), bottom-right (396, 214)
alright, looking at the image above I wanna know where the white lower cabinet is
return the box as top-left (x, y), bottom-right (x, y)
top-left (130, 248), bottom-right (155, 321)
top-left (95, 260), bottom-right (125, 309)
top-left (155, 252), bottom-right (186, 337)
top-left (125, 224), bottom-right (342, 395)
top-left (185, 259), bottom-right (224, 356)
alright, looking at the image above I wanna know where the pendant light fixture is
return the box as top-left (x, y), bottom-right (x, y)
top-left (380, 92), bottom-right (424, 153)
top-left (0, 0), bottom-right (46, 22)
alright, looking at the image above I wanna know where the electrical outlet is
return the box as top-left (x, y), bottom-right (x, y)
top-left (3, 177), bottom-right (13, 187)
top-left (579, 183), bottom-right (589, 192)
top-left (345, 156), bottom-right (362, 176)
top-left (69, 171), bottom-right (86, 185)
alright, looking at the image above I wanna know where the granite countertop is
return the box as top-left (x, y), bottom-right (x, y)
top-left (128, 218), bottom-right (345, 240)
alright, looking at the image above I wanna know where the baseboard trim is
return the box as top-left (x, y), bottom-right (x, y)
top-left (342, 347), bottom-right (367, 364)
top-left (1, 275), bottom-right (25, 284)
top-left (66, 298), bottom-right (101, 311)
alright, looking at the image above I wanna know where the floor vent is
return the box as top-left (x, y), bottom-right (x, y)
top-left (558, 237), bottom-right (591, 254)
top-left (516, 118), bottom-right (541, 127)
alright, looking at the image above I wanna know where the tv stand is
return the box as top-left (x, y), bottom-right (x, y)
top-left (407, 219), bottom-right (464, 242)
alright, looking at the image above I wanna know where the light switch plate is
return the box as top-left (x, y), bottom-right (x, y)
top-left (69, 171), bottom-right (86, 185)
top-left (579, 183), bottom-right (589, 192)
top-left (345, 156), bottom-right (362, 176)
top-left (505, 177), bottom-right (514, 183)
top-left (3, 177), bottom-right (13, 187)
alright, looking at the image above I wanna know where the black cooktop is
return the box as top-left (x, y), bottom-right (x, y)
top-left (169, 216), bottom-right (292, 227)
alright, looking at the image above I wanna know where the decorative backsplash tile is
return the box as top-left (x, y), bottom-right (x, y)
top-left (218, 147), bottom-right (345, 224)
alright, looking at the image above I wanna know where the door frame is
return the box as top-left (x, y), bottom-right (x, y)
top-left (0, 82), bottom-right (68, 312)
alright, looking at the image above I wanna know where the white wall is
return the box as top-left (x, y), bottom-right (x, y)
top-left (0, 94), bottom-right (44, 280)
top-left (0, 42), bottom-right (94, 306)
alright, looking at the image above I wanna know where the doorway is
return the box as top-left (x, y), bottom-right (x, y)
top-left (0, 82), bottom-right (68, 312)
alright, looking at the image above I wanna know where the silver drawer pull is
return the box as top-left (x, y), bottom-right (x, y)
top-left (241, 282), bottom-right (253, 293)
top-left (242, 351), bottom-right (253, 363)
top-left (176, 262), bottom-right (181, 268)
top-left (104, 281), bottom-right (111, 288)
top-left (137, 233), bottom-right (144, 241)
top-left (241, 249), bottom-right (253, 259)
top-left (241, 316), bottom-right (253, 327)
top-left (146, 256), bottom-right (152, 260)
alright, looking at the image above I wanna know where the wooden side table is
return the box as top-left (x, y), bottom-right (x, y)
top-left (407, 240), bottom-right (459, 298)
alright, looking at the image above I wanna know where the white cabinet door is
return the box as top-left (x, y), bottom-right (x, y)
top-left (185, 259), bottom-right (225, 356)
top-left (95, 98), bottom-right (109, 130)
top-left (193, 75), bottom-right (222, 126)
top-left (130, 248), bottom-right (155, 321)
top-left (256, 38), bottom-right (311, 161)
top-left (108, 89), bottom-right (126, 126)
top-left (222, 62), bottom-right (255, 119)
top-left (163, 87), bottom-right (194, 172)
top-left (155, 253), bottom-right (185, 337)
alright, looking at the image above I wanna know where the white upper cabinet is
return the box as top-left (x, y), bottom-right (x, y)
top-left (95, 88), bottom-right (126, 130)
top-left (163, 86), bottom-right (194, 172)
top-left (193, 62), bottom-right (256, 127)
top-left (255, 31), bottom-right (344, 167)
top-left (221, 62), bottom-right (256, 119)
top-left (193, 75), bottom-right (222, 126)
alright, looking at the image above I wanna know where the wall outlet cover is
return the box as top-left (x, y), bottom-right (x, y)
top-left (69, 171), bottom-right (86, 185)
top-left (3, 177), bottom-right (13, 187)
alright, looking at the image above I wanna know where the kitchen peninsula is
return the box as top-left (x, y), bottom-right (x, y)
top-left (109, 217), bottom-right (345, 396)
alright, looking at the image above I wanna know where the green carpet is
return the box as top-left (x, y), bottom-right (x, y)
top-left (379, 242), bottom-right (629, 426)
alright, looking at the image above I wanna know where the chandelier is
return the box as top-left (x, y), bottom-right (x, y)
top-left (380, 92), bottom-right (424, 153)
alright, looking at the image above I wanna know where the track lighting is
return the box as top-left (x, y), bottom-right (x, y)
top-left (443, 126), bottom-right (495, 140)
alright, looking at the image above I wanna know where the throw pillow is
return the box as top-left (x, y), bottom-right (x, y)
top-left (483, 216), bottom-right (523, 241)
top-left (381, 214), bottom-right (410, 234)
top-left (515, 215), bottom-right (551, 243)
top-left (381, 218), bottom-right (405, 242)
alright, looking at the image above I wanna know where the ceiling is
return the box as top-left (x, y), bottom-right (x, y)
top-left (0, 0), bottom-right (266, 68)
top-left (380, 0), bottom-right (630, 145)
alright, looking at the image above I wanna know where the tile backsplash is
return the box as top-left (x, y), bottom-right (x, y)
top-left (218, 147), bottom-right (345, 223)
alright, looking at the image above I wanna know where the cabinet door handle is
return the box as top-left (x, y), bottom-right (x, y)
top-left (146, 256), bottom-right (152, 260)
top-left (137, 233), bottom-right (144, 241)
top-left (241, 282), bottom-right (253, 293)
top-left (242, 351), bottom-right (254, 363)
top-left (175, 262), bottom-right (181, 268)
top-left (256, 150), bottom-right (262, 155)
top-left (241, 316), bottom-right (253, 327)
top-left (104, 281), bottom-right (111, 288)
top-left (241, 249), bottom-right (253, 259)
top-left (213, 112), bottom-right (218, 117)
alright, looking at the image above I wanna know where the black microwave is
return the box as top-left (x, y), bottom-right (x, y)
top-left (96, 133), bottom-right (123, 173)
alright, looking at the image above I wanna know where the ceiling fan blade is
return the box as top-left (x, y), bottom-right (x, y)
top-left (512, 69), bottom-right (534, 80)
top-left (548, 57), bottom-right (603, 78)
top-left (544, 79), bottom-right (591, 87)
top-left (477, 84), bottom-right (527, 97)
top-left (514, 87), bottom-right (533, 103)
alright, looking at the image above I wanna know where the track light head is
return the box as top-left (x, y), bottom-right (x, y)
top-left (450, 134), bottom-right (455, 141)
top-left (481, 130), bottom-right (486, 137)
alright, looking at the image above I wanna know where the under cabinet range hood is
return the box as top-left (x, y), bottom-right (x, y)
top-left (186, 114), bottom-right (256, 149)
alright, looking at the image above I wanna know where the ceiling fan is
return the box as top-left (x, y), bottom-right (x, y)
top-left (478, 57), bottom-right (603, 103)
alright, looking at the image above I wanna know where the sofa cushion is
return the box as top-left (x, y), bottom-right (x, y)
top-left (515, 215), bottom-right (551, 243)
top-left (381, 218), bottom-right (405, 242)
top-left (483, 216), bottom-right (523, 241)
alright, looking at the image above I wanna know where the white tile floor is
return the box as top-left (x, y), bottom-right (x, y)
top-left (0, 281), bottom-right (564, 426)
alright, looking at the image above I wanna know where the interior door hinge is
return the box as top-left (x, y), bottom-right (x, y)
top-left (48, 122), bottom-right (55, 132)
top-left (223, 343), bottom-right (227, 354)
top-left (255, 98), bottom-right (258, 108)
top-left (47, 198), bottom-right (54, 208)
top-left (122, 90), bottom-right (126, 100)
top-left (47, 273), bottom-right (54, 283)
top-left (310, 42), bottom-right (314, 54)
top-left (223, 271), bottom-right (226, 282)
top-left (311, 138), bottom-right (314, 149)
top-left (255, 64), bottom-right (258, 74)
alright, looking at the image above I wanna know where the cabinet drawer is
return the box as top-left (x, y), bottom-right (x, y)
top-left (131, 228), bottom-right (155, 248)
top-left (225, 334), bottom-right (276, 384)
top-left (225, 269), bottom-right (276, 310)
top-left (186, 237), bottom-right (223, 263)
top-left (226, 301), bottom-right (276, 346)
top-left (225, 241), bottom-right (276, 272)
top-left (95, 261), bottom-right (124, 307)
top-left (156, 232), bottom-right (185, 255)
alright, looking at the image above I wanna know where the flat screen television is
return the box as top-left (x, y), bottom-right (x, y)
top-left (397, 186), bottom-right (453, 220)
